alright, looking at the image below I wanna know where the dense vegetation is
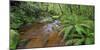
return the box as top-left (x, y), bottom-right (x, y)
top-left (10, 1), bottom-right (94, 50)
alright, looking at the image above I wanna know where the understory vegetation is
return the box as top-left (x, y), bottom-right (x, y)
top-left (10, 1), bottom-right (94, 50)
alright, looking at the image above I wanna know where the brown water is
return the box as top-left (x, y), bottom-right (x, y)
top-left (17, 22), bottom-right (65, 49)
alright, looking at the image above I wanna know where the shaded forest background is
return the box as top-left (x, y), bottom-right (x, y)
top-left (10, 1), bottom-right (94, 50)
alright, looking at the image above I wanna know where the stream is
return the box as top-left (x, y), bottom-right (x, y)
top-left (17, 20), bottom-right (65, 49)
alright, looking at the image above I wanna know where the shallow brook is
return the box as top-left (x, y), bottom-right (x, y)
top-left (17, 20), bottom-right (65, 49)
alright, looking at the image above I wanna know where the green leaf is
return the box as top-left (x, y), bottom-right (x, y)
top-left (65, 39), bottom-right (73, 45)
top-left (10, 30), bottom-right (19, 50)
top-left (52, 16), bottom-right (59, 19)
top-left (75, 24), bottom-right (88, 35)
top-left (85, 37), bottom-right (94, 45)
top-left (73, 39), bottom-right (84, 45)
top-left (63, 26), bottom-right (73, 40)
top-left (75, 25), bottom-right (83, 35)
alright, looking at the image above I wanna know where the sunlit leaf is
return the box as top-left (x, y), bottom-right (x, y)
top-left (10, 30), bottom-right (19, 50)
top-left (75, 25), bottom-right (83, 35)
top-left (52, 16), bottom-right (59, 19)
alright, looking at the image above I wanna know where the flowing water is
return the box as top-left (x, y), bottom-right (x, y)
top-left (17, 20), bottom-right (65, 49)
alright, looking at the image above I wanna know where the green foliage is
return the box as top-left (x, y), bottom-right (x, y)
top-left (62, 15), bottom-right (94, 45)
top-left (52, 16), bottom-right (59, 19)
top-left (10, 1), bottom-right (94, 47)
top-left (10, 30), bottom-right (19, 50)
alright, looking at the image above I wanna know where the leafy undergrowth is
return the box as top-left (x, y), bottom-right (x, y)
top-left (10, 1), bottom-right (94, 50)
top-left (62, 15), bottom-right (94, 45)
